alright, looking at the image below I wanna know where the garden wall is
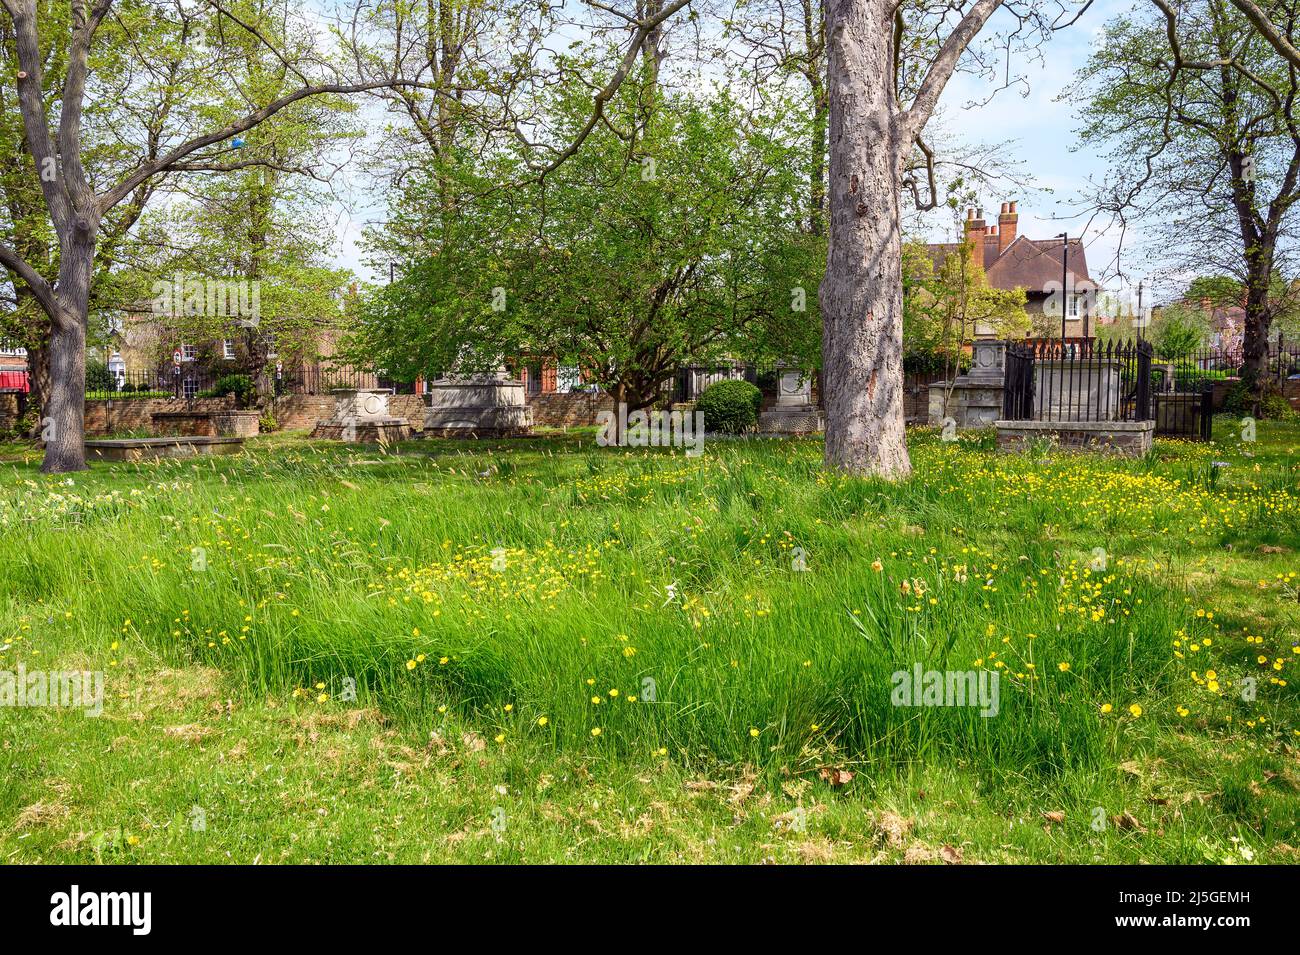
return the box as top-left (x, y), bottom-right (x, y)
top-left (265, 394), bottom-right (428, 432)
top-left (85, 397), bottom-right (234, 436)
top-left (526, 392), bottom-right (614, 428)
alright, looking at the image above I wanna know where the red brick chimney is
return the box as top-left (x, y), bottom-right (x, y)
top-left (998, 201), bottom-right (1018, 255)
top-left (984, 225), bottom-right (999, 261)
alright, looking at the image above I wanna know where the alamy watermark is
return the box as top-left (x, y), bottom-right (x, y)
top-left (1, 664), bottom-right (103, 717)
top-left (891, 664), bottom-right (999, 717)
top-left (597, 403), bottom-right (705, 456)
top-left (151, 272), bottom-right (261, 326)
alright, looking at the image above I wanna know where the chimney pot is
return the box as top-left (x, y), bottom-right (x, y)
top-left (967, 207), bottom-right (975, 219)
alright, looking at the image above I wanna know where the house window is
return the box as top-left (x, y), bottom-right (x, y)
top-left (223, 339), bottom-right (236, 360)
top-left (0, 340), bottom-right (26, 357)
top-left (181, 343), bottom-right (197, 362)
top-left (1067, 295), bottom-right (1080, 317)
top-left (182, 377), bottom-right (200, 398)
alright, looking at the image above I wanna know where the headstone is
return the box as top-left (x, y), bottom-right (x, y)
top-left (928, 340), bottom-right (1007, 429)
top-left (758, 366), bottom-right (824, 434)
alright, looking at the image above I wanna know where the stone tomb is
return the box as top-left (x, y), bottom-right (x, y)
top-left (310, 388), bottom-right (412, 444)
top-left (423, 371), bottom-right (533, 438)
top-left (85, 436), bottom-right (244, 462)
top-left (758, 367), bottom-right (824, 434)
top-left (928, 340), bottom-right (1006, 429)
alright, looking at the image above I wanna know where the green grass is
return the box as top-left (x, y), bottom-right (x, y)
top-left (1, 418), bottom-right (1298, 863)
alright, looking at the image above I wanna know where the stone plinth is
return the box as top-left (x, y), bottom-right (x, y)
top-left (759, 367), bottom-right (824, 434)
top-left (423, 373), bottom-right (533, 437)
top-left (310, 388), bottom-right (412, 443)
top-left (86, 436), bottom-right (244, 462)
top-left (928, 340), bottom-right (1006, 429)
top-left (995, 419), bottom-right (1153, 456)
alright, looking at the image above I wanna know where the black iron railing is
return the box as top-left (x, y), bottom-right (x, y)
top-left (1002, 338), bottom-right (1153, 423)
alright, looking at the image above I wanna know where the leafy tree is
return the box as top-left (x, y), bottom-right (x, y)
top-left (0, 0), bottom-right (449, 472)
top-left (349, 80), bottom-right (816, 416)
top-left (1149, 303), bottom-right (1211, 360)
top-left (1072, 0), bottom-right (1300, 411)
top-left (903, 234), bottom-right (1028, 380)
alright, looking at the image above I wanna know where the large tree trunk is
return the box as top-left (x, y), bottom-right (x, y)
top-left (41, 234), bottom-right (95, 474)
top-left (1241, 256), bottom-right (1274, 407)
top-left (819, 0), bottom-right (910, 477)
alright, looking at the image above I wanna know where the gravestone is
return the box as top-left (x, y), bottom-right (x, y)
top-left (758, 366), bottom-right (824, 433)
top-left (928, 340), bottom-right (1006, 429)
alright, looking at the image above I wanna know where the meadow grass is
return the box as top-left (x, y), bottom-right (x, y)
top-left (1, 419), bottom-right (1297, 863)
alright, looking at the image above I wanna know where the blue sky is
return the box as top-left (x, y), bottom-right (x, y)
top-left (331, 0), bottom-right (1151, 302)
top-left (933, 0), bottom-right (1148, 303)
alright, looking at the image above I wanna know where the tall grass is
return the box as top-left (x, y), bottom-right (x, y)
top-left (3, 426), bottom-right (1297, 783)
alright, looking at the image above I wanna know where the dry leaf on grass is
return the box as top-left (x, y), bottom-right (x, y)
top-left (1111, 811), bottom-right (1147, 832)
top-left (163, 724), bottom-right (215, 744)
top-left (12, 801), bottom-right (71, 831)
top-left (818, 767), bottom-right (854, 787)
top-left (940, 844), bottom-right (964, 864)
top-left (1042, 811), bottom-right (1066, 826)
top-left (902, 843), bottom-right (937, 864)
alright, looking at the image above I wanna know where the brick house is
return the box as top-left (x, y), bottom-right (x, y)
top-left (926, 203), bottom-right (1097, 340)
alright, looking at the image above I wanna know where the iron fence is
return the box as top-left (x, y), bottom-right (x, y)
top-left (87, 365), bottom-right (421, 400)
top-left (1003, 338), bottom-right (1219, 440)
top-left (1002, 338), bottom-right (1153, 423)
top-left (87, 367), bottom-right (217, 400)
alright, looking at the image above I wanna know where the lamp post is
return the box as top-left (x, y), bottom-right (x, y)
top-left (1056, 233), bottom-right (1069, 344)
top-left (1136, 280), bottom-right (1144, 339)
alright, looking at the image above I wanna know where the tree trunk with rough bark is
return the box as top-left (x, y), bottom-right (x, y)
top-left (42, 230), bottom-right (96, 473)
top-left (819, 0), bottom-right (911, 477)
top-left (1241, 260), bottom-right (1274, 407)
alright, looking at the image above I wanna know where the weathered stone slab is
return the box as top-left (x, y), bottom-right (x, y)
top-left (85, 436), bottom-right (244, 462)
top-left (994, 419), bottom-right (1154, 456)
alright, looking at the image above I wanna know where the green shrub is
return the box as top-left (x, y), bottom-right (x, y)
top-left (1222, 380), bottom-right (1299, 420)
top-left (259, 412), bottom-right (279, 432)
top-left (203, 373), bottom-right (256, 408)
top-left (86, 360), bottom-right (117, 393)
top-left (697, 379), bottom-right (762, 434)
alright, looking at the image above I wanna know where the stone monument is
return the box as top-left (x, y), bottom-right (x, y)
top-left (423, 369), bottom-right (533, 437)
top-left (928, 339), bottom-right (1006, 429)
top-left (310, 388), bottom-right (412, 444)
top-left (758, 366), bottom-right (824, 434)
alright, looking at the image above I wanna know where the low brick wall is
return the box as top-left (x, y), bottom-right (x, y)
top-left (526, 392), bottom-right (613, 428)
top-left (996, 419), bottom-right (1154, 456)
top-left (86, 397), bottom-right (234, 436)
top-left (904, 383), bottom-right (931, 423)
top-left (390, 395), bottom-right (427, 431)
top-left (269, 394), bottom-right (334, 430)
